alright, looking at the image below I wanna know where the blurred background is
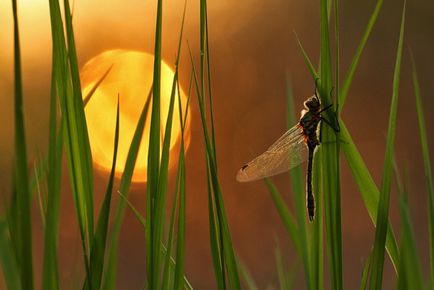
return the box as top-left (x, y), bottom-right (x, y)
top-left (1, 0), bottom-right (434, 289)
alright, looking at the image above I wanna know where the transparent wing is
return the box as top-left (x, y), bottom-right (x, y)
top-left (237, 124), bottom-right (308, 182)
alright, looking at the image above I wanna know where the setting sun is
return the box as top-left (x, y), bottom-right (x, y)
top-left (80, 49), bottom-right (190, 182)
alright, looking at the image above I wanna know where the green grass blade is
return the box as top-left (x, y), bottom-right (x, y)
top-left (368, 3), bottom-right (405, 289)
top-left (0, 220), bottom-right (21, 290)
top-left (117, 192), bottom-right (193, 289)
top-left (339, 0), bottom-right (384, 108)
top-left (147, 0), bottom-right (163, 285)
top-left (237, 258), bottom-right (258, 290)
top-left (48, 0), bottom-right (93, 281)
top-left (82, 64), bottom-right (113, 106)
top-left (103, 88), bottom-right (152, 290)
top-left (190, 45), bottom-right (241, 289)
top-left (264, 179), bottom-right (299, 251)
top-left (41, 59), bottom-right (64, 290)
top-left (394, 166), bottom-right (424, 290)
top-left (286, 78), bottom-right (317, 290)
top-left (319, 1), bottom-right (343, 290)
top-left (275, 243), bottom-right (290, 290)
top-left (294, 33), bottom-right (319, 82)
top-left (340, 122), bottom-right (399, 268)
top-left (11, 1), bottom-right (34, 288)
top-left (411, 54), bottom-right (434, 289)
top-left (63, 0), bottom-right (95, 241)
top-left (173, 152), bottom-right (186, 290)
top-left (85, 98), bottom-right (120, 290)
top-left (359, 252), bottom-right (372, 290)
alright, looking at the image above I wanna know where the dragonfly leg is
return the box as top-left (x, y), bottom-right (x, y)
top-left (321, 115), bottom-right (340, 133)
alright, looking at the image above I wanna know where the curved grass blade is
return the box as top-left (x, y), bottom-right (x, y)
top-left (11, 1), bottom-right (34, 288)
top-left (103, 87), bottom-right (152, 290)
top-left (394, 165), bottom-right (424, 290)
top-left (146, 0), bottom-right (163, 285)
top-left (411, 54), bottom-right (434, 289)
top-left (339, 0), bottom-right (384, 108)
top-left (42, 62), bottom-right (64, 290)
top-left (0, 220), bottom-right (20, 290)
top-left (84, 98), bottom-right (120, 290)
top-left (190, 50), bottom-right (241, 289)
top-left (368, 3), bottom-right (405, 289)
top-left (117, 192), bottom-right (193, 289)
top-left (82, 64), bottom-right (113, 106)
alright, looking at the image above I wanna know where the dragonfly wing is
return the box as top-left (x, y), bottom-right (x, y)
top-left (237, 124), bottom-right (308, 182)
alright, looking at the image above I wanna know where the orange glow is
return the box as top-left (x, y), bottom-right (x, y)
top-left (81, 49), bottom-right (190, 182)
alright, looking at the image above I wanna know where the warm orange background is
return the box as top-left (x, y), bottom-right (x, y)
top-left (1, 0), bottom-right (434, 289)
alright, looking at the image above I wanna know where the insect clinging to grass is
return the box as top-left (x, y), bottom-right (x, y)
top-left (237, 89), bottom-right (340, 221)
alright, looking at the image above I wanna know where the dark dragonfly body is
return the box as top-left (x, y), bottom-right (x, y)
top-left (237, 93), bottom-right (337, 221)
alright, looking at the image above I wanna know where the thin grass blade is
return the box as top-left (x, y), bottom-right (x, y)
top-left (368, 3), bottom-right (405, 289)
top-left (411, 54), bottom-right (434, 289)
top-left (11, 1), bottom-right (34, 288)
top-left (339, 0), bottom-right (384, 107)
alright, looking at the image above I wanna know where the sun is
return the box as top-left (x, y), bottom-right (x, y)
top-left (80, 49), bottom-right (190, 183)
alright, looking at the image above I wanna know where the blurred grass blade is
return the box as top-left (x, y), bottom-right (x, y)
top-left (339, 0), bottom-right (384, 107)
top-left (11, 1), bottom-right (34, 288)
top-left (294, 33), bottom-right (319, 82)
top-left (359, 252), bottom-right (372, 290)
top-left (394, 167), bottom-right (424, 290)
top-left (0, 220), bottom-right (21, 290)
top-left (368, 3), bottom-right (405, 289)
top-left (85, 98), bottom-right (120, 290)
top-left (237, 258), bottom-right (258, 290)
top-left (117, 192), bottom-right (194, 289)
top-left (264, 179), bottom-right (299, 250)
top-left (103, 87), bottom-right (152, 290)
top-left (286, 78), bottom-right (318, 290)
top-left (411, 54), bottom-right (434, 288)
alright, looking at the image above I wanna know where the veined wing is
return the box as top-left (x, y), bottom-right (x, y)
top-left (236, 124), bottom-right (308, 182)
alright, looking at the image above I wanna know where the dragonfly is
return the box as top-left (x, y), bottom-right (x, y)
top-left (236, 93), bottom-right (339, 221)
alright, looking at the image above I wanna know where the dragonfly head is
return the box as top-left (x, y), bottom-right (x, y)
top-left (304, 96), bottom-right (321, 112)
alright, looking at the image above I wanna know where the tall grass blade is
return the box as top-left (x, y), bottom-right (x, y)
top-left (264, 179), bottom-right (299, 251)
top-left (103, 88), bottom-right (152, 290)
top-left (359, 252), bottom-right (372, 290)
top-left (116, 192), bottom-right (193, 289)
top-left (63, 0), bottom-right (95, 241)
top-left (0, 220), bottom-right (20, 290)
top-left (237, 259), bottom-right (258, 290)
top-left (368, 3), bottom-right (405, 289)
top-left (319, 1), bottom-right (343, 290)
top-left (288, 78), bottom-right (322, 290)
top-left (394, 166), bottom-right (424, 290)
top-left (84, 98), bottom-right (120, 290)
top-left (339, 0), bottom-right (384, 108)
top-left (146, 0), bottom-right (163, 285)
top-left (340, 123), bottom-right (399, 268)
top-left (41, 58), bottom-right (64, 290)
top-left (190, 47), bottom-right (241, 289)
top-left (11, 1), bottom-right (34, 288)
top-left (411, 54), bottom-right (434, 289)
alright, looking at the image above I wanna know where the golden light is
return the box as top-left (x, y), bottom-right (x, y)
top-left (80, 49), bottom-right (190, 183)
